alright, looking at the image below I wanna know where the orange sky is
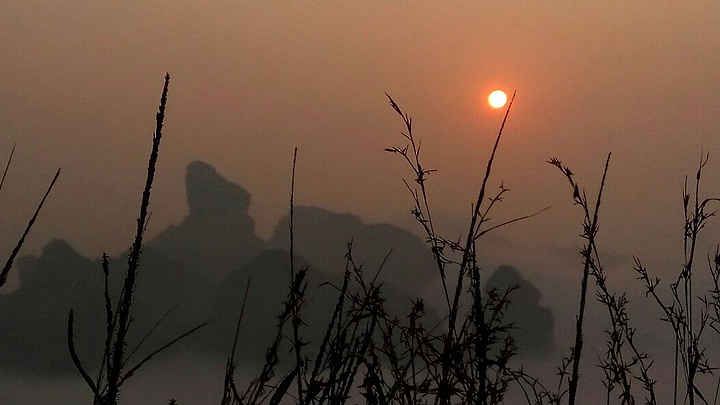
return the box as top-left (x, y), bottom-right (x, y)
top-left (2, 1), bottom-right (720, 278)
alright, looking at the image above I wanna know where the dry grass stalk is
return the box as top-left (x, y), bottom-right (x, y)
top-left (0, 155), bottom-right (61, 289)
top-left (549, 155), bottom-right (659, 405)
top-left (547, 154), bottom-right (611, 404)
top-left (46, 82), bottom-right (720, 405)
top-left (67, 73), bottom-right (207, 405)
top-left (385, 92), bottom-right (551, 405)
top-left (0, 143), bottom-right (16, 195)
top-left (634, 153), bottom-right (719, 405)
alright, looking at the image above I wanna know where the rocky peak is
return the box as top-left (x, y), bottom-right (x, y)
top-left (185, 161), bottom-right (251, 218)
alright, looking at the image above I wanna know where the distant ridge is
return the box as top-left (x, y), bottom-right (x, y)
top-left (269, 205), bottom-right (437, 295)
top-left (0, 161), bottom-right (555, 376)
top-left (0, 240), bottom-right (437, 373)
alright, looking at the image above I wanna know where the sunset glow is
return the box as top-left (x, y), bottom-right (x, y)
top-left (488, 90), bottom-right (508, 109)
top-left (2, 2), bottom-right (718, 403)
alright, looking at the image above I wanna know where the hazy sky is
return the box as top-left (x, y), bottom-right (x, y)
top-left (2, 1), bottom-right (720, 275)
top-left (4, 3), bottom-right (720, 403)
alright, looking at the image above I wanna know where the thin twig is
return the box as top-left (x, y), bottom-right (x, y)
top-left (0, 167), bottom-right (60, 288)
top-left (118, 321), bottom-right (210, 387)
top-left (68, 309), bottom-right (101, 397)
top-left (0, 143), bottom-right (16, 195)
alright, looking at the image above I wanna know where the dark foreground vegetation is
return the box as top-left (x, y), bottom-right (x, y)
top-left (3, 74), bottom-right (720, 405)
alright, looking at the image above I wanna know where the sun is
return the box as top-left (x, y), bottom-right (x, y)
top-left (488, 90), bottom-right (508, 109)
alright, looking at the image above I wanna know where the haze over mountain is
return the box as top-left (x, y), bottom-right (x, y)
top-left (0, 161), bottom-right (555, 378)
top-left (1, 158), bottom-right (709, 404)
top-left (2, 2), bottom-right (720, 403)
top-left (485, 265), bottom-right (554, 357)
top-left (269, 205), bottom-right (437, 298)
top-left (150, 161), bottom-right (268, 280)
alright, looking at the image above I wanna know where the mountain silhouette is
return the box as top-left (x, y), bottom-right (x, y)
top-left (207, 246), bottom-right (436, 365)
top-left (0, 160), bottom-right (518, 376)
top-left (0, 239), bottom-right (214, 374)
top-left (0, 240), bottom-right (103, 373)
top-left (150, 161), bottom-right (268, 281)
top-left (269, 206), bottom-right (436, 296)
top-left (484, 265), bottom-right (554, 357)
top-left (208, 249), bottom-right (339, 362)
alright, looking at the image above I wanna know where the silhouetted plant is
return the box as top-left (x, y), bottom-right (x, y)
top-left (221, 148), bottom-right (391, 405)
top-left (221, 91), bottom-right (552, 405)
top-left (220, 278), bottom-right (251, 405)
top-left (67, 73), bottom-right (207, 405)
top-left (384, 92), bottom-right (549, 405)
top-left (0, 144), bottom-right (61, 290)
top-left (38, 79), bottom-right (720, 405)
top-left (634, 153), bottom-right (719, 405)
top-left (549, 155), bottom-right (657, 405)
top-left (547, 155), bottom-right (611, 404)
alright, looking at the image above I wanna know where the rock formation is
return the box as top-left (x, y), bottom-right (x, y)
top-left (150, 161), bottom-right (267, 281)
